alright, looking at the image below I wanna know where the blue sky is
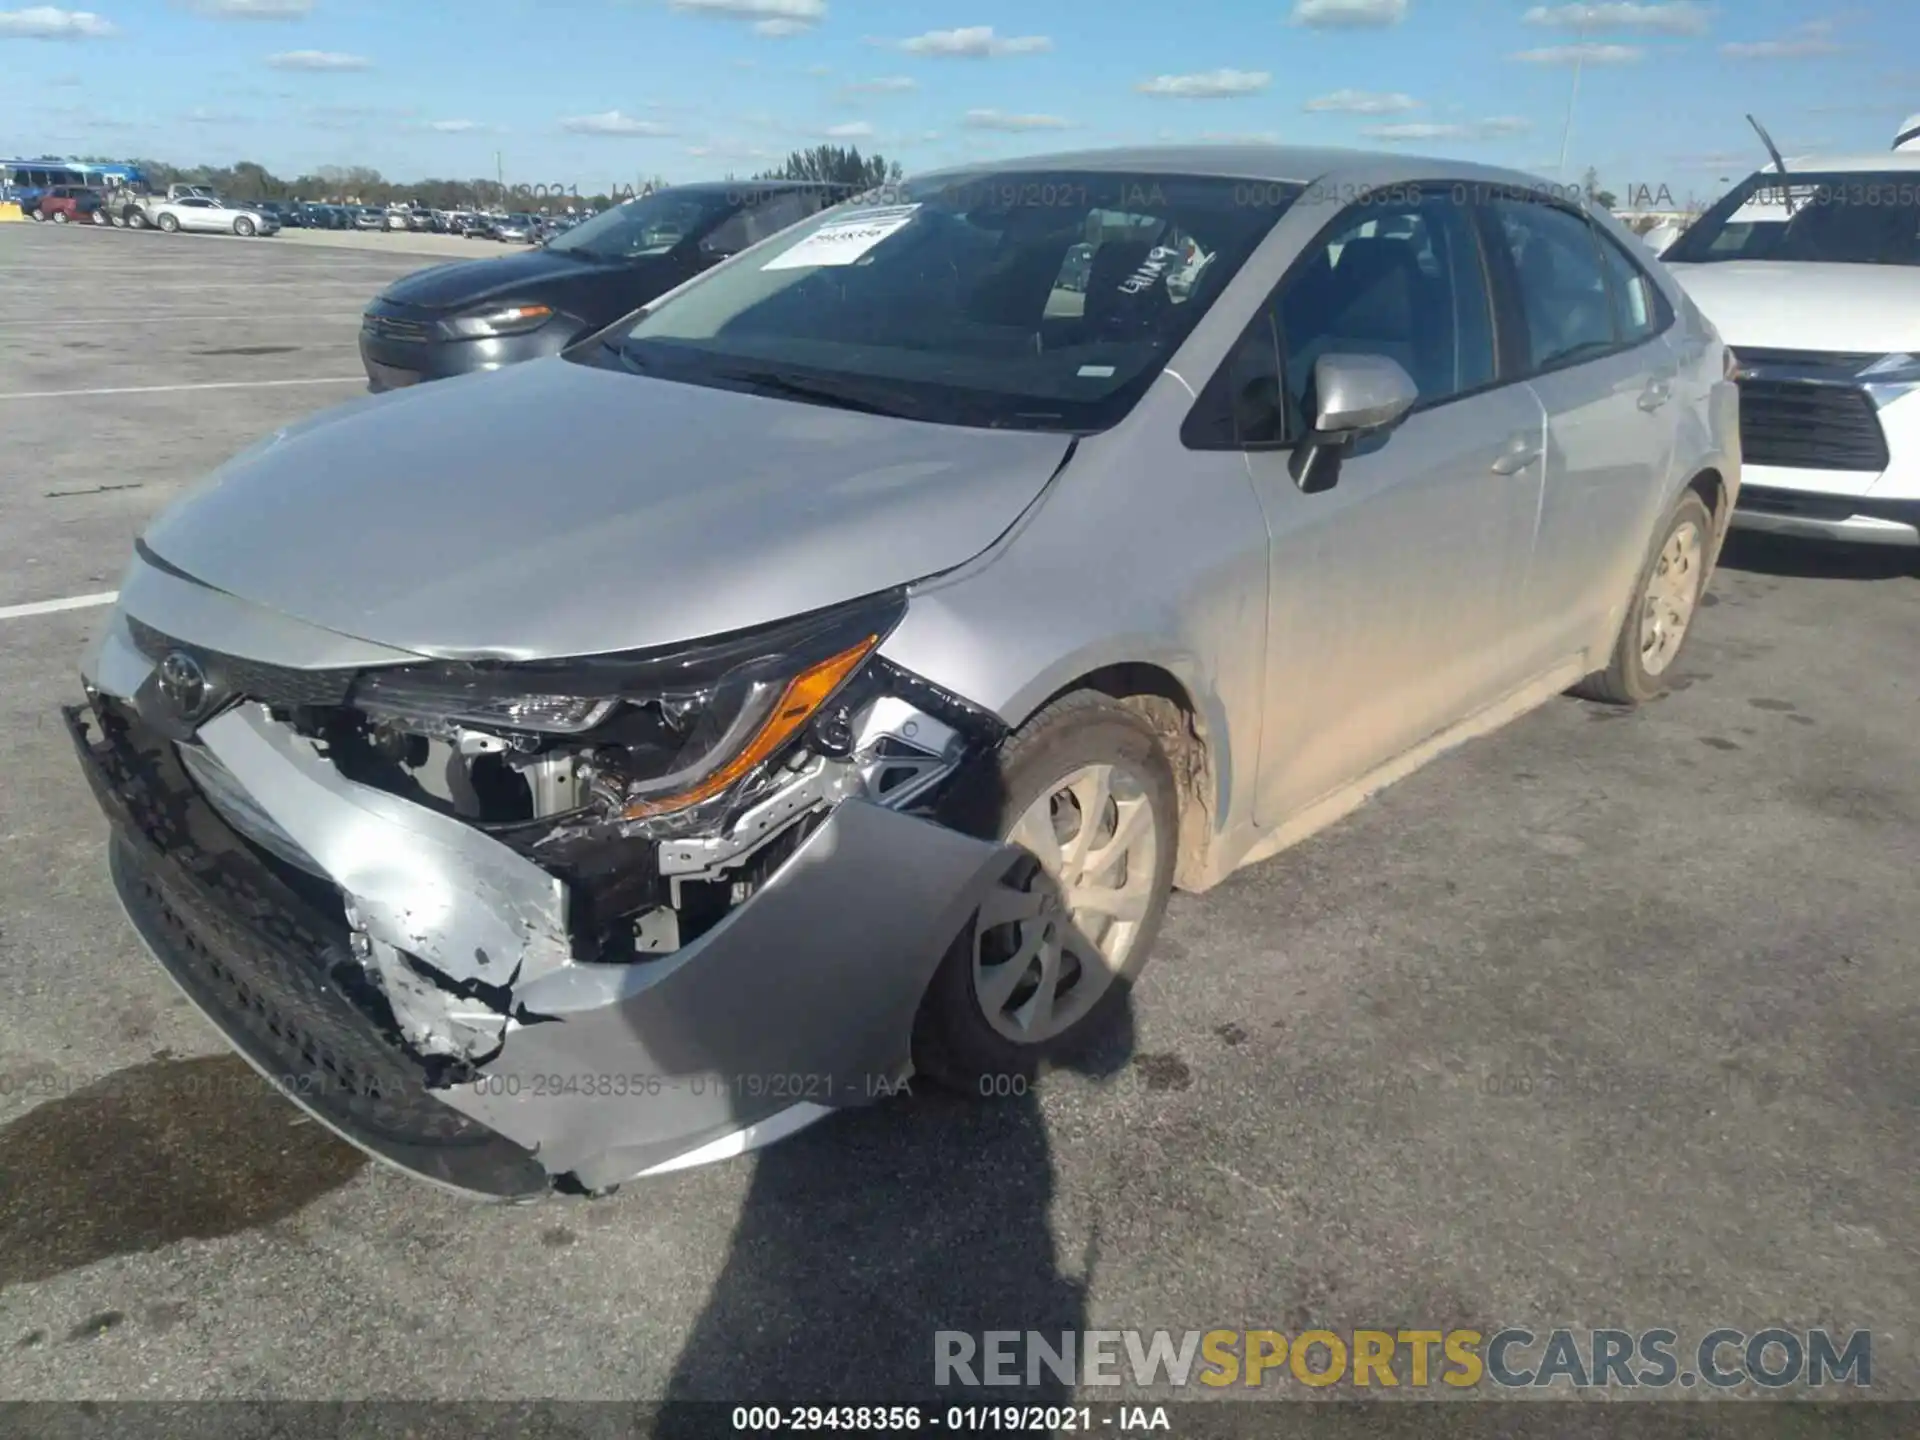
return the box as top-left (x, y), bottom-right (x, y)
top-left (3, 0), bottom-right (1917, 203)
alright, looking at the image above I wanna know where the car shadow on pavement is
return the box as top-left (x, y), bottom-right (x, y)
top-left (654, 988), bottom-right (1136, 1422)
top-left (0, 1053), bottom-right (365, 1288)
top-left (1718, 530), bottom-right (1919, 581)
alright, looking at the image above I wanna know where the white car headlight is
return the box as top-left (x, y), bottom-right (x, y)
top-left (1858, 352), bottom-right (1920, 408)
top-left (440, 304), bottom-right (554, 339)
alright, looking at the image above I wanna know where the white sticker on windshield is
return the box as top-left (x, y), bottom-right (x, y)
top-left (761, 204), bottom-right (921, 270)
top-left (1077, 365), bottom-right (1116, 378)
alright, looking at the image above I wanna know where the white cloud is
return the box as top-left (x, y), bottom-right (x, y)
top-left (182, 106), bottom-right (247, 123)
top-left (188, 0), bottom-right (311, 18)
top-left (0, 7), bottom-right (117, 38)
top-left (1196, 130), bottom-right (1283, 143)
top-left (824, 120), bottom-right (873, 137)
top-left (686, 142), bottom-right (777, 159)
top-left (962, 108), bottom-right (1070, 130)
top-left (428, 119), bottom-right (482, 132)
top-left (669, 0), bottom-right (825, 31)
top-left (1510, 42), bottom-right (1643, 62)
top-left (1521, 3), bottom-right (1711, 35)
top-left (1721, 22), bottom-right (1840, 58)
top-left (1289, 0), bottom-right (1407, 29)
top-left (1362, 116), bottom-right (1532, 141)
top-left (890, 26), bottom-right (1051, 57)
top-left (265, 48), bottom-right (371, 69)
top-left (842, 75), bottom-right (917, 92)
top-left (1303, 88), bottom-right (1420, 113)
top-left (560, 109), bottom-right (675, 136)
top-left (1136, 69), bottom-right (1270, 98)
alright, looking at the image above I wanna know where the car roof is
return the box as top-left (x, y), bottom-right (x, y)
top-left (1768, 151), bottom-right (1920, 173)
top-left (908, 143), bottom-right (1555, 190)
top-left (664, 179), bottom-right (850, 196)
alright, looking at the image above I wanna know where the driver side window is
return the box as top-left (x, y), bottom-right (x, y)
top-left (701, 191), bottom-right (821, 259)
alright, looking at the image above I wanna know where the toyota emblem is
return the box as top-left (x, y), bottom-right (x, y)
top-left (157, 650), bottom-right (210, 720)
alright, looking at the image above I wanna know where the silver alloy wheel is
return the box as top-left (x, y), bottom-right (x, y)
top-left (1640, 518), bottom-right (1703, 677)
top-left (972, 762), bottom-right (1160, 1044)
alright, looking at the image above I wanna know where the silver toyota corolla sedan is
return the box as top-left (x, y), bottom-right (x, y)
top-left (67, 147), bottom-right (1740, 1199)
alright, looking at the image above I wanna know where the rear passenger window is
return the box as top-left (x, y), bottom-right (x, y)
top-left (1274, 194), bottom-right (1495, 434)
top-left (1489, 199), bottom-right (1616, 372)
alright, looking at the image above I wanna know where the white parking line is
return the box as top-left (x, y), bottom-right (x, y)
top-left (0, 313), bottom-right (357, 327)
top-left (0, 591), bottom-right (117, 622)
top-left (0, 376), bottom-right (364, 401)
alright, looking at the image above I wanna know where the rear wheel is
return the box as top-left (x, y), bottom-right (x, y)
top-left (914, 691), bottom-right (1178, 1089)
top-left (1572, 491), bottom-right (1714, 706)
top-left (31, 208), bottom-right (46, 221)
top-left (51, 210), bottom-right (69, 224)
top-left (157, 213), bottom-right (179, 233)
top-left (129, 209), bottom-right (149, 229)
top-left (90, 208), bottom-right (108, 226)
top-left (234, 216), bottom-right (255, 237)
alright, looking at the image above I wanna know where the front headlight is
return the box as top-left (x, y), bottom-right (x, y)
top-left (1858, 352), bottom-right (1920, 408)
top-left (440, 303), bottom-right (554, 339)
top-left (350, 593), bottom-right (904, 822)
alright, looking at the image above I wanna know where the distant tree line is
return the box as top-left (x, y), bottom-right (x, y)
top-left (57, 144), bottom-right (903, 210)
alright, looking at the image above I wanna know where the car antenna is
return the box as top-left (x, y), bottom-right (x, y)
top-left (1745, 113), bottom-right (1797, 215)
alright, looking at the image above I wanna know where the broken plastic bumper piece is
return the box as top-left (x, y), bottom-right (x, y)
top-left (67, 624), bottom-right (1011, 1198)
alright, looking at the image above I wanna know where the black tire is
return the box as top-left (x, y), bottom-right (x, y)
top-left (1571, 490), bottom-right (1715, 706)
top-left (157, 213), bottom-right (179, 233)
top-left (111, 213), bottom-right (126, 227)
top-left (234, 216), bottom-right (255, 237)
top-left (913, 690), bottom-right (1179, 1091)
top-left (30, 208), bottom-right (46, 222)
top-left (90, 208), bottom-right (108, 226)
top-left (129, 210), bottom-right (148, 229)
top-left (51, 210), bottom-right (69, 224)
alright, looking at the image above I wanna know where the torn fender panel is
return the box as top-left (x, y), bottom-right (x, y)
top-left (437, 798), bottom-right (1017, 1190)
top-left (195, 704), bottom-right (574, 994)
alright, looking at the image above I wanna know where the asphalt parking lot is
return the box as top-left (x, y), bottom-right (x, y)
top-left (1, 221), bottom-right (1915, 1403)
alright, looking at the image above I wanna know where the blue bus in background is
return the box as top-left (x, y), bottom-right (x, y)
top-left (3, 158), bottom-right (151, 213)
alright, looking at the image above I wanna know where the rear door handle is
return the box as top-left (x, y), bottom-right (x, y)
top-left (1638, 378), bottom-right (1674, 411)
top-left (1490, 433), bottom-right (1543, 475)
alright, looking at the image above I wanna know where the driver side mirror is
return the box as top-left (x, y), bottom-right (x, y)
top-left (1289, 353), bottom-right (1418, 494)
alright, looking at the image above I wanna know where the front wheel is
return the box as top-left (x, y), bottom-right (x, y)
top-left (30, 208), bottom-right (46, 222)
top-left (51, 210), bottom-right (69, 224)
top-left (233, 216), bottom-right (255, 237)
top-left (91, 208), bottom-right (108, 226)
top-left (157, 213), bottom-right (179, 233)
top-left (1572, 490), bottom-right (1715, 706)
top-left (128, 210), bottom-right (148, 229)
top-left (913, 691), bottom-right (1178, 1089)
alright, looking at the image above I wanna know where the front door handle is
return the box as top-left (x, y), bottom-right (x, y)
top-left (1638, 378), bottom-right (1674, 411)
top-left (1490, 433), bottom-right (1543, 475)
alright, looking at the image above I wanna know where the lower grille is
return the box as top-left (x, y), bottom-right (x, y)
top-left (67, 700), bottom-right (549, 1198)
top-left (1736, 486), bottom-right (1859, 522)
top-left (1736, 379), bottom-right (1890, 473)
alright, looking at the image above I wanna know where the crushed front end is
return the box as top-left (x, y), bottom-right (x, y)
top-left (68, 566), bottom-right (1014, 1198)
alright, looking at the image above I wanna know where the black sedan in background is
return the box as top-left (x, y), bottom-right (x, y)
top-left (357, 181), bottom-right (852, 392)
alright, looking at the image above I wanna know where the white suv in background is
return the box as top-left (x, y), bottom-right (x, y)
top-left (1662, 151), bottom-right (1920, 548)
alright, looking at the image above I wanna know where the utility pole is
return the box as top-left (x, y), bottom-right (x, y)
top-left (496, 150), bottom-right (504, 208)
top-left (1556, 11), bottom-right (1589, 182)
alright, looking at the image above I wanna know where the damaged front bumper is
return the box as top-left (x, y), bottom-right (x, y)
top-left (68, 607), bottom-right (1013, 1199)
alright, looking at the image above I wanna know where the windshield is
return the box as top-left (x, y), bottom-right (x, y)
top-left (1666, 170), bottom-right (1920, 266)
top-left (546, 189), bottom-right (737, 261)
top-left (579, 169), bottom-right (1298, 433)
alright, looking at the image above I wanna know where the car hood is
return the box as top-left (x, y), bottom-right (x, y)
top-left (377, 248), bottom-right (643, 312)
top-left (1664, 261), bottom-right (1920, 353)
top-left (138, 357), bottom-right (1073, 662)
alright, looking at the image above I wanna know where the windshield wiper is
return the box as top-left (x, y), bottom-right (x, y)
top-left (711, 369), bottom-right (920, 418)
